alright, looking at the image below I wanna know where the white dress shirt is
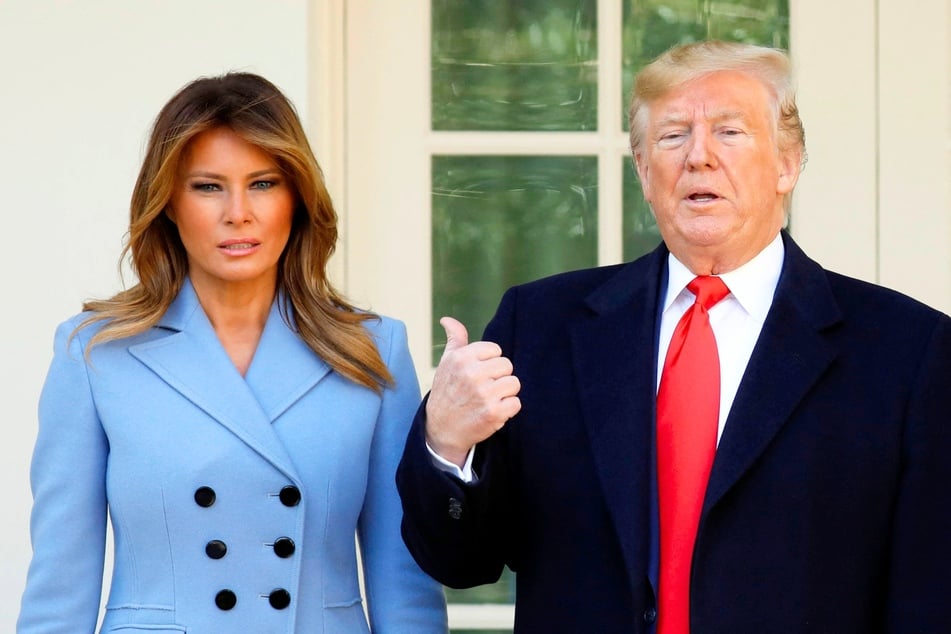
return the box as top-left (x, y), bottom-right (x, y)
top-left (432, 232), bottom-right (786, 479)
top-left (658, 233), bottom-right (784, 443)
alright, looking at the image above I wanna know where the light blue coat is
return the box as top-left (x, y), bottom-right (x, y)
top-left (18, 281), bottom-right (447, 633)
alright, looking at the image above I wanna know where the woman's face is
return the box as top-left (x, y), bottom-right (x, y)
top-left (168, 127), bottom-right (295, 297)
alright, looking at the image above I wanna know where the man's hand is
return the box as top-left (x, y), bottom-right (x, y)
top-left (425, 316), bottom-right (522, 468)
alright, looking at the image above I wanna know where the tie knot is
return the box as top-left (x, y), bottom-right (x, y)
top-left (687, 275), bottom-right (730, 310)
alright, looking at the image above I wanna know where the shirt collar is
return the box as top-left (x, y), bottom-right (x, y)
top-left (663, 232), bottom-right (785, 321)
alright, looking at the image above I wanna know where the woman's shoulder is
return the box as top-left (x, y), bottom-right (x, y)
top-left (50, 310), bottom-right (157, 357)
top-left (357, 312), bottom-right (412, 366)
top-left (358, 311), bottom-right (407, 339)
top-left (51, 311), bottom-right (103, 348)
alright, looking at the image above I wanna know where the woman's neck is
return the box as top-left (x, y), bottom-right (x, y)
top-left (189, 274), bottom-right (277, 376)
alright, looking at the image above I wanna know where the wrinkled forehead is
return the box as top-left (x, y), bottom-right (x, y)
top-left (644, 70), bottom-right (777, 127)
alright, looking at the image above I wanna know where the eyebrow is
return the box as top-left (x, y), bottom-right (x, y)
top-left (709, 109), bottom-right (750, 124)
top-left (654, 109), bottom-right (751, 128)
top-left (185, 168), bottom-right (283, 180)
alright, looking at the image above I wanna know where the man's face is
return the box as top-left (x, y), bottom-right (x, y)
top-left (634, 70), bottom-right (800, 273)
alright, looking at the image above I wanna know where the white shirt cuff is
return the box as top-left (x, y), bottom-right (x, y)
top-left (426, 442), bottom-right (477, 483)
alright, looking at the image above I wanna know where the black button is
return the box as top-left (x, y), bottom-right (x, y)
top-left (643, 607), bottom-right (657, 624)
top-left (268, 588), bottom-right (291, 610)
top-left (194, 486), bottom-right (216, 508)
top-left (205, 540), bottom-right (227, 560)
top-left (448, 497), bottom-right (463, 520)
top-left (279, 485), bottom-right (301, 507)
top-left (273, 537), bottom-right (296, 558)
top-left (215, 589), bottom-right (237, 610)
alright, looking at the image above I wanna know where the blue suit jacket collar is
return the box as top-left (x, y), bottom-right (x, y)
top-left (128, 279), bottom-right (332, 481)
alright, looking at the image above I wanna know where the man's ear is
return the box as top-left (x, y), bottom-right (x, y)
top-left (776, 148), bottom-right (802, 195)
top-left (633, 153), bottom-right (651, 201)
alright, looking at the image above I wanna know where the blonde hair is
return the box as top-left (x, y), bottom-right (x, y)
top-left (81, 72), bottom-right (392, 391)
top-left (628, 40), bottom-right (806, 159)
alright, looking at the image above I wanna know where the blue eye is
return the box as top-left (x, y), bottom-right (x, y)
top-left (192, 182), bottom-right (221, 192)
top-left (251, 180), bottom-right (276, 190)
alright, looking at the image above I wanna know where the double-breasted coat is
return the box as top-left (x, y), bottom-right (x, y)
top-left (19, 280), bottom-right (447, 633)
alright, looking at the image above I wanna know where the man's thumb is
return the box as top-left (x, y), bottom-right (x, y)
top-left (439, 316), bottom-right (469, 354)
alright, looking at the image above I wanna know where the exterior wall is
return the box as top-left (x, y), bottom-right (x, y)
top-left (0, 1), bottom-right (310, 629)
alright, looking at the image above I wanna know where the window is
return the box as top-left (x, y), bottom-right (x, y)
top-left (429, 1), bottom-right (788, 359)
top-left (426, 1), bottom-right (788, 629)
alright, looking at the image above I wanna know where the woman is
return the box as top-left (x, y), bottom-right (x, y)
top-left (18, 73), bottom-right (446, 633)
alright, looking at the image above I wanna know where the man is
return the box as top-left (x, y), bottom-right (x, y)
top-left (397, 41), bottom-right (951, 633)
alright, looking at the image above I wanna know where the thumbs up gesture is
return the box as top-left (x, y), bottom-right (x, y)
top-left (425, 316), bottom-right (522, 468)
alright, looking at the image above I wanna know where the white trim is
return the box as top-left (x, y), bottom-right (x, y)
top-left (597, 0), bottom-right (626, 265)
top-left (428, 131), bottom-right (630, 154)
top-left (343, 0), bottom-right (433, 370)
top-left (789, 0), bottom-right (879, 283)
top-left (311, 0), bottom-right (349, 289)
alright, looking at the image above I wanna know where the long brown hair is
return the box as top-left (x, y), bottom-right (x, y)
top-left (82, 72), bottom-right (392, 391)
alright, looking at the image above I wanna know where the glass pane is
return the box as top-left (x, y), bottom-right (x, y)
top-left (622, 157), bottom-right (663, 261)
top-left (432, 0), bottom-right (598, 131)
top-left (432, 156), bottom-right (598, 365)
top-left (621, 0), bottom-right (791, 128)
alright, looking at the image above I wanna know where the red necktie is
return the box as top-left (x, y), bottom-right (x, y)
top-left (656, 275), bottom-right (730, 634)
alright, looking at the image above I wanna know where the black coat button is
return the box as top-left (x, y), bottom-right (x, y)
top-left (273, 537), bottom-right (296, 558)
top-left (215, 589), bottom-right (237, 610)
top-left (194, 486), bottom-right (216, 508)
top-left (268, 588), bottom-right (291, 610)
top-left (448, 497), bottom-right (463, 520)
top-left (279, 485), bottom-right (301, 507)
top-left (643, 606), bottom-right (657, 624)
top-left (205, 540), bottom-right (227, 559)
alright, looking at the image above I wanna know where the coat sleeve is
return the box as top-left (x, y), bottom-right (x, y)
top-left (396, 289), bottom-right (517, 590)
top-left (884, 313), bottom-right (951, 632)
top-left (357, 318), bottom-right (448, 633)
top-left (17, 319), bottom-right (109, 633)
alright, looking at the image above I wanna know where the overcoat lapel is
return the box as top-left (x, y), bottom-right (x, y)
top-left (569, 245), bottom-right (667, 594)
top-left (128, 282), bottom-right (327, 481)
top-left (566, 234), bottom-right (843, 594)
top-left (244, 298), bottom-right (333, 421)
top-left (703, 234), bottom-right (842, 514)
